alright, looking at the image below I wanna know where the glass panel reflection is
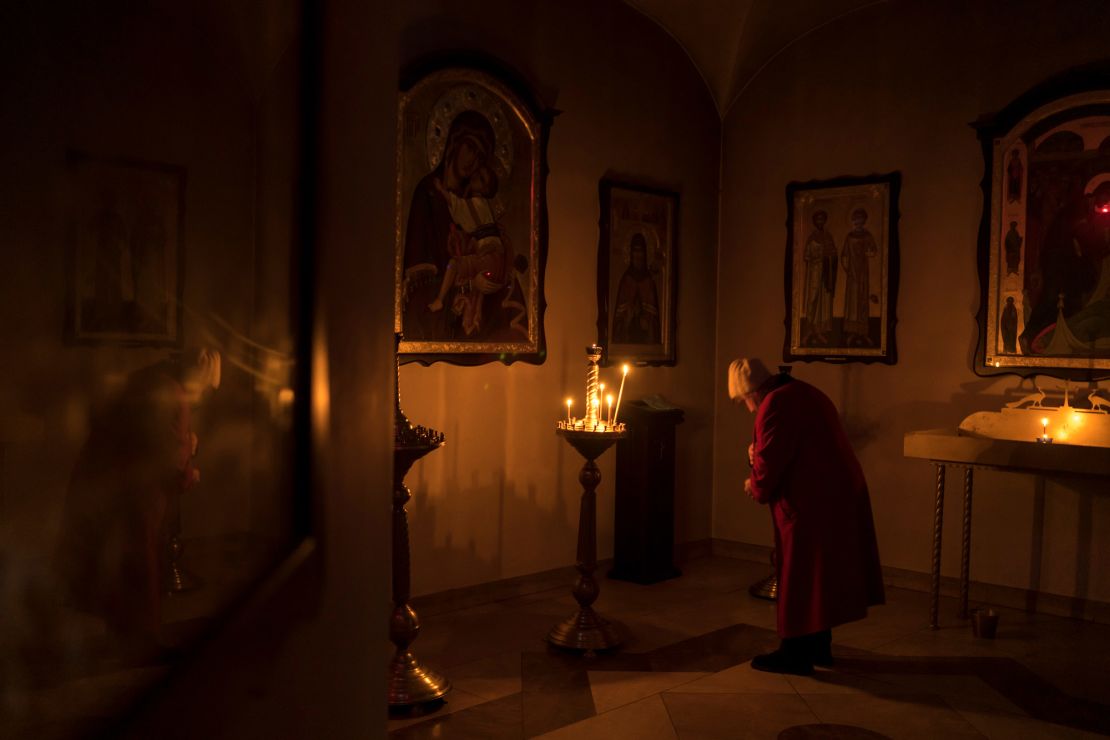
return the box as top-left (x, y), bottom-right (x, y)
top-left (0, 3), bottom-right (304, 736)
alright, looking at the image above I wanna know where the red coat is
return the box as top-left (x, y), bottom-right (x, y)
top-left (748, 376), bottom-right (884, 638)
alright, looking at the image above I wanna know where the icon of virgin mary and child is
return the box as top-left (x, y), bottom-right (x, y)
top-left (401, 105), bottom-right (528, 343)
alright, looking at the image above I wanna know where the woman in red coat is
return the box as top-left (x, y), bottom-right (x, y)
top-left (56, 349), bottom-right (219, 662)
top-left (729, 357), bottom-right (884, 675)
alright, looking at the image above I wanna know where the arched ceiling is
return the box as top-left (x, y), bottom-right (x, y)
top-left (624, 0), bottom-right (886, 117)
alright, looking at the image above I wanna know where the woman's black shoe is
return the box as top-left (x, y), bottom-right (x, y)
top-left (810, 630), bottom-right (833, 667)
top-left (751, 649), bottom-right (814, 676)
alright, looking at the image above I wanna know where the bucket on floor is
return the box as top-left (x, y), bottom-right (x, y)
top-left (971, 608), bottom-right (1000, 639)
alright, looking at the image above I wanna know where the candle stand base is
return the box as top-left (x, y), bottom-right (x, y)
top-left (547, 607), bottom-right (624, 652)
top-left (748, 549), bottom-right (778, 601)
top-left (388, 650), bottom-right (451, 706)
top-left (748, 572), bottom-right (778, 601)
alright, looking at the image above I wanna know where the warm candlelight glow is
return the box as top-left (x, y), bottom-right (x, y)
top-left (558, 347), bottom-right (630, 434)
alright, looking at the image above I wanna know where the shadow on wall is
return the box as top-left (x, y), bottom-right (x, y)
top-left (403, 428), bottom-right (578, 598)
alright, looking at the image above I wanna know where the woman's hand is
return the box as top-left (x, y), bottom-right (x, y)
top-left (747, 442), bottom-right (755, 468)
top-left (743, 478), bottom-right (755, 500)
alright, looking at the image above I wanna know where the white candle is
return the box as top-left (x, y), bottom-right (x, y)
top-left (607, 394), bottom-right (614, 426)
top-left (613, 364), bottom-right (629, 425)
top-left (566, 398), bottom-right (573, 423)
top-left (1041, 417), bottom-right (1048, 440)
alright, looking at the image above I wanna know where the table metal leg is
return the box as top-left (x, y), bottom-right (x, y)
top-left (959, 467), bottom-right (973, 619)
top-left (930, 463), bottom-right (946, 630)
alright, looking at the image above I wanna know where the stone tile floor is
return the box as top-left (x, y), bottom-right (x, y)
top-left (388, 555), bottom-right (1110, 739)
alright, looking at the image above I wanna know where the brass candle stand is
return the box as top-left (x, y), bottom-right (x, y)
top-left (388, 342), bottom-right (450, 707)
top-left (549, 426), bottom-right (626, 653)
top-left (748, 556), bottom-right (778, 601)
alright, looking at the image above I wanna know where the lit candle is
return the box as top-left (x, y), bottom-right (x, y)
top-left (1041, 417), bottom-right (1049, 441)
top-left (566, 398), bottom-right (573, 423)
top-left (607, 394), bottom-right (614, 426)
top-left (613, 364), bottom-right (629, 425)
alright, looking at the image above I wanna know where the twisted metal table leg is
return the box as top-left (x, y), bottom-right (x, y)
top-left (930, 463), bottom-right (946, 630)
top-left (959, 466), bottom-right (974, 619)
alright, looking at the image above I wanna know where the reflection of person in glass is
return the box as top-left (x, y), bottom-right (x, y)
top-left (840, 208), bottom-right (878, 347)
top-left (402, 110), bottom-right (525, 342)
top-left (55, 349), bottom-right (220, 662)
top-left (612, 233), bottom-right (660, 344)
top-left (802, 209), bottom-right (837, 345)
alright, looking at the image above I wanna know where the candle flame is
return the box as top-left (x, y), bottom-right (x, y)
top-left (1041, 417), bottom-right (1049, 426)
top-left (622, 363), bottom-right (630, 374)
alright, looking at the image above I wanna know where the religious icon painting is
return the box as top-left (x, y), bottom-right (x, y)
top-left (596, 179), bottom-right (679, 366)
top-left (783, 172), bottom-right (901, 364)
top-left (64, 151), bottom-right (186, 346)
top-left (394, 63), bottom-right (554, 365)
top-left (974, 71), bottom-right (1110, 378)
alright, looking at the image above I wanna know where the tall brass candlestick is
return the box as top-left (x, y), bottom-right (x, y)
top-left (389, 336), bottom-right (450, 707)
top-left (550, 426), bottom-right (625, 653)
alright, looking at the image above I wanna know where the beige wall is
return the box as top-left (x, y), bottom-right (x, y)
top-left (393, 0), bottom-right (721, 596)
top-left (714, 0), bottom-right (1110, 604)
